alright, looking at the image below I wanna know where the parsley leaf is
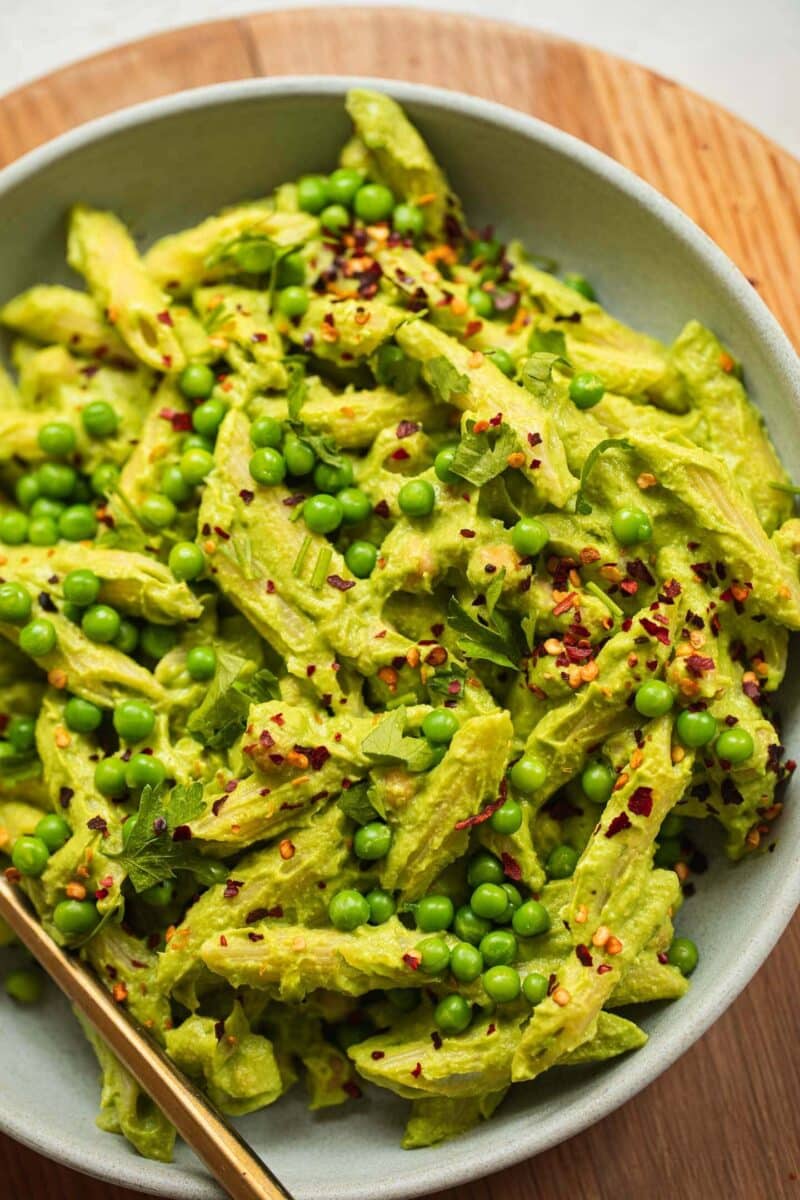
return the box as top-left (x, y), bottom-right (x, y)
top-left (447, 596), bottom-right (521, 670)
top-left (484, 567), bottom-right (506, 620)
top-left (361, 708), bottom-right (434, 772)
top-left (109, 782), bottom-right (206, 893)
top-left (527, 328), bottom-right (568, 358)
top-left (426, 661), bottom-right (467, 697)
top-left (423, 356), bottom-right (470, 405)
top-left (204, 233), bottom-right (277, 272)
top-left (187, 650), bottom-right (279, 749)
top-left (337, 780), bottom-right (385, 825)
top-left (575, 438), bottom-right (632, 515)
top-left (449, 421), bottom-right (520, 486)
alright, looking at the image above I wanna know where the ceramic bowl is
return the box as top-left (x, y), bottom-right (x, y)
top-left (0, 77), bottom-right (798, 1200)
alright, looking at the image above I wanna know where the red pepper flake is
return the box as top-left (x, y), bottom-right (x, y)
top-left (454, 796), bottom-right (505, 830)
top-left (410, 1063), bottom-right (423, 1079)
top-left (222, 879), bottom-right (243, 899)
top-left (465, 319), bottom-right (483, 337)
top-left (403, 952), bottom-right (422, 971)
top-left (662, 578), bottom-right (682, 598)
top-left (271, 713), bottom-right (285, 726)
top-left (306, 745), bottom-right (330, 770)
top-left (59, 786), bottom-right (74, 809)
top-left (391, 447), bottom-right (411, 461)
top-left (326, 574), bottom-right (356, 591)
top-left (371, 1050), bottom-right (386, 1060)
top-left (245, 905), bottom-right (283, 924)
top-left (527, 431), bottom-right (542, 447)
top-left (172, 825), bottom-right (192, 842)
top-left (248, 932), bottom-right (265, 942)
top-left (628, 787), bottom-right (654, 817)
top-left (619, 579), bottom-right (639, 596)
top-left (94, 888), bottom-right (109, 901)
top-left (156, 310), bottom-right (173, 326)
top-left (430, 1031), bottom-right (443, 1050)
top-left (459, 528), bottom-right (476, 539)
top-left (576, 944), bottom-right (593, 967)
top-left (238, 488), bottom-right (254, 505)
top-left (282, 493), bottom-right (305, 507)
top-left (87, 815), bottom-right (109, 836)
top-left (605, 812), bottom-right (632, 838)
top-left (639, 617), bottom-right (671, 645)
top-left (546, 973), bottom-right (558, 997)
top-left (213, 525), bottom-right (230, 541)
top-left (743, 678), bottom-right (761, 703)
top-left (396, 420), bottom-right (420, 439)
top-left (251, 331), bottom-right (268, 343)
top-left (553, 592), bottom-right (578, 617)
top-left (501, 852), bottom-right (522, 882)
top-left (159, 407), bottom-right (193, 432)
top-left (373, 499), bottom-right (390, 518)
top-left (342, 1081), bottom-right (362, 1099)
top-left (597, 964), bottom-right (613, 975)
top-left (657, 951), bottom-right (668, 965)
top-left (425, 645), bottom-right (448, 666)
top-left (686, 654), bottom-right (715, 677)
top-left (486, 1023), bottom-right (496, 1036)
top-left (265, 580), bottom-right (276, 594)
top-left (224, 779), bottom-right (238, 793)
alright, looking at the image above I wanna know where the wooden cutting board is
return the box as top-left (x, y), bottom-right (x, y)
top-left (1, 10), bottom-right (798, 1200)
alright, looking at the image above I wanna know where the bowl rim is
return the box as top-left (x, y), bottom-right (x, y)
top-left (0, 73), bottom-right (798, 1200)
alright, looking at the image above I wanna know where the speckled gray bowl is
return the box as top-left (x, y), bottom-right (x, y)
top-left (0, 77), bottom-right (798, 1200)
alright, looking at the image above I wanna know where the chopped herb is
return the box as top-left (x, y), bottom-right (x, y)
top-left (361, 707), bottom-right (435, 772)
top-left (311, 546), bottom-right (332, 590)
top-left (449, 421), bottom-right (520, 486)
top-left (423, 356), bottom-right (470, 404)
top-left (293, 534), bottom-right (312, 577)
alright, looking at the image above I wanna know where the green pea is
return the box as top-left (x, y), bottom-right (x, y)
top-left (345, 540), bottom-right (377, 579)
top-left (140, 880), bottom-right (175, 908)
top-left (37, 421), bottom-right (76, 458)
top-left (421, 709), bottom-right (459, 746)
top-left (434, 994), bottom-right (472, 1035)
top-left (667, 936), bottom-right (699, 976)
top-left (113, 698), bottom-right (155, 742)
top-left (63, 569), bottom-right (101, 607)
top-left (94, 757), bottom-right (127, 797)
top-left (179, 447), bottom-right (215, 486)
top-left (546, 844), bottom-right (579, 880)
top-left (178, 363), bottom-right (215, 400)
top-left (581, 760), bottom-right (615, 804)
top-left (30, 497), bottom-right (65, 522)
top-left (417, 935), bottom-right (450, 974)
top-left (398, 478), bottom-right (435, 517)
top-left (192, 398), bottom-right (227, 439)
top-left (4, 966), bottom-right (44, 1004)
top-left (304, 494), bottom-right (343, 534)
top-left (140, 623), bottom-right (179, 661)
top-left (276, 286), bottom-right (310, 319)
top-left (125, 753), bottom-right (167, 791)
top-left (453, 904), bottom-right (492, 946)
top-left (569, 372), bottom-right (605, 409)
top-left (64, 696), bottom-right (103, 733)
top-left (90, 462), bottom-right (120, 498)
top-left (563, 273), bottom-right (596, 300)
top-left (366, 888), bottom-right (395, 925)
top-left (181, 433), bottom-right (214, 454)
top-left (234, 239), bottom-right (274, 274)
top-left (297, 175), bottom-right (330, 214)
top-left (0, 511), bottom-right (28, 545)
top-left (416, 895), bottom-right (454, 933)
top-left (169, 542), bottom-right (205, 582)
top-left (113, 619), bottom-right (139, 655)
top-left (70, 478), bottom-right (92, 504)
top-left (19, 618), bottom-right (57, 657)
top-left (58, 504), bottom-right (97, 541)
top-left (654, 837), bottom-right (682, 869)
top-left (467, 851), bottom-right (505, 887)
top-left (186, 645), bottom-right (217, 681)
top-left (283, 435), bottom-right (316, 476)
top-left (338, 488), bottom-right (372, 524)
top-left (489, 348), bottom-right (515, 377)
top-left (353, 821), bottom-right (393, 860)
top-left (36, 462), bottom-right (76, 499)
top-left (433, 445), bottom-right (460, 484)
top-left (354, 183), bottom-right (395, 223)
top-left (468, 287), bottom-right (494, 319)
top-left (470, 883), bottom-right (509, 922)
top-left (0, 583), bottom-right (31, 623)
top-left (392, 203), bottom-right (425, 238)
top-left (489, 798), bottom-right (523, 835)
top-left (449, 941), bottom-right (484, 983)
top-left (81, 604), bottom-right (120, 644)
top-left (320, 203), bottom-right (351, 232)
top-left (373, 343), bottom-right (420, 393)
top-left (276, 250), bottom-right (306, 288)
top-left (386, 988), bottom-right (420, 1012)
top-left (12, 834), bottom-right (50, 876)
top-left (611, 506), bottom-right (652, 545)
top-left (676, 708), bottom-right (717, 748)
top-left (509, 756), bottom-right (547, 794)
top-left (522, 971), bottom-right (549, 1005)
top-left (249, 448), bottom-right (287, 486)
top-left (634, 680), bottom-right (674, 718)
top-left (511, 517), bottom-right (549, 557)
top-left (53, 899), bottom-right (99, 936)
top-left (250, 416), bottom-right (283, 449)
top-left (716, 726), bottom-right (754, 764)
top-left (15, 473), bottom-right (40, 509)
top-left (470, 238), bottom-right (502, 264)
top-left (7, 716), bottom-right (35, 753)
top-left (329, 889), bottom-right (370, 931)
top-left (512, 900), bottom-right (550, 938)
top-left (81, 401), bottom-right (118, 438)
top-left (479, 929), bottom-right (518, 967)
top-left (28, 516), bottom-right (58, 546)
top-left (482, 964), bottom-right (520, 1003)
top-left (326, 167), bottom-right (364, 207)
top-left (198, 861), bottom-right (229, 886)
top-left (34, 813), bottom-right (71, 852)
top-left (313, 459), bottom-right (354, 495)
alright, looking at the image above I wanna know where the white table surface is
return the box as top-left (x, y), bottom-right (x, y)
top-left (1, 0), bottom-right (799, 158)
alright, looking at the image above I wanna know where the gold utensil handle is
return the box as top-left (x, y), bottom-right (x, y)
top-left (0, 877), bottom-right (294, 1200)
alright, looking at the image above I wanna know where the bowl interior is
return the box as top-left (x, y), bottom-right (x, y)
top-left (0, 79), bottom-right (798, 1200)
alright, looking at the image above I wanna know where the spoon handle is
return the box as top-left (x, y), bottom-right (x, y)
top-left (0, 877), bottom-right (294, 1200)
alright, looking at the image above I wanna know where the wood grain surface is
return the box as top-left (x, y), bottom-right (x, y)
top-left (0, 9), bottom-right (798, 1200)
